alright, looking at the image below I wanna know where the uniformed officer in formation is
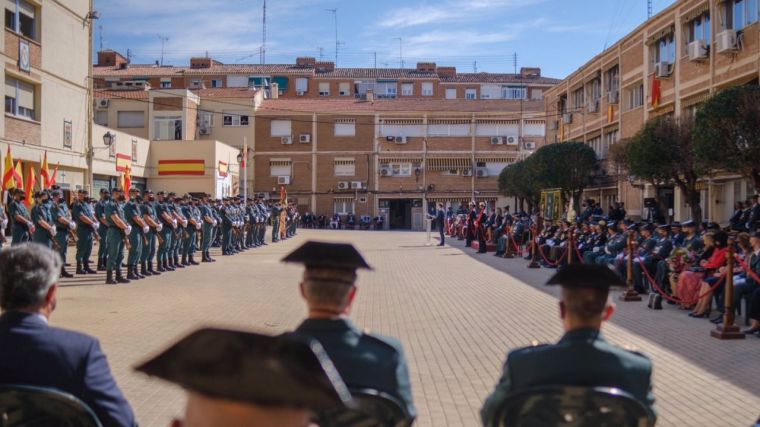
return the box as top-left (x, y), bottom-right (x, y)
top-left (73, 189), bottom-right (98, 275)
top-left (50, 189), bottom-right (75, 278)
top-left (283, 241), bottom-right (417, 421)
top-left (155, 191), bottom-right (176, 272)
top-left (180, 195), bottom-right (201, 266)
top-left (95, 188), bottom-right (111, 271)
top-left (481, 264), bottom-right (655, 426)
top-left (168, 192), bottom-right (187, 269)
top-left (31, 191), bottom-right (55, 250)
top-left (270, 201), bottom-right (281, 243)
top-left (139, 190), bottom-right (162, 276)
top-left (0, 196), bottom-right (7, 249)
top-left (124, 188), bottom-right (150, 281)
top-left (9, 189), bottom-right (33, 245)
top-left (199, 194), bottom-right (217, 262)
top-left (104, 188), bottom-right (131, 285)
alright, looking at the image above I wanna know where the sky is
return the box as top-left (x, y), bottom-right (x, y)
top-left (94, 0), bottom-right (674, 79)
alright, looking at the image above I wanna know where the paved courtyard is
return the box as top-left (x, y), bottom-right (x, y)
top-left (53, 229), bottom-right (760, 427)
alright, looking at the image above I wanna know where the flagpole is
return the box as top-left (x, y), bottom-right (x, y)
top-left (243, 137), bottom-right (248, 201)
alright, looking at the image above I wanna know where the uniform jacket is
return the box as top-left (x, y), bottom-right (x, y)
top-left (0, 312), bottom-right (135, 427)
top-left (481, 328), bottom-right (654, 426)
top-left (294, 318), bottom-right (416, 418)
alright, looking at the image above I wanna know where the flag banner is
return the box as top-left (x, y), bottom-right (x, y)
top-left (14, 161), bottom-right (23, 190)
top-left (124, 165), bottom-right (132, 193)
top-left (49, 163), bottom-right (58, 187)
top-left (651, 75), bottom-right (661, 108)
top-left (23, 163), bottom-right (35, 207)
top-left (2, 146), bottom-right (21, 190)
top-left (157, 159), bottom-right (205, 176)
top-left (40, 151), bottom-right (50, 189)
top-left (218, 161), bottom-right (229, 177)
top-left (116, 153), bottom-right (132, 172)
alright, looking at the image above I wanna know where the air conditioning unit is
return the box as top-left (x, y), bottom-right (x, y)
top-left (654, 61), bottom-right (673, 78)
top-left (563, 113), bottom-right (573, 124)
top-left (524, 142), bottom-right (536, 150)
top-left (688, 40), bottom-right (709, 61)
top-left (490, 136), bottom-right (503, 145)
top-left (608, 91), bottom-right (619, 104)
top-left (476, 168), bottom-right (488, 178)
top-left (587, 100), bottom-right (599, 113)
top-left (550, 120), bottom-right (559, 130)
top-left (337, 181), bottom-right (350, 190)
top-left (277, 176), bottom-right (291, 185)
top-left (96, 99), bottom-right (110, 109)
top-left (299, 133), bottom-right (311, 143)
top-left (296, 90), bottom-right (306, 96)
top-left (199, 126), bottom-right (210, 135)
top-left (380, 165), bottom-right (391, 176)
top-left (505, 136), bottom-right (518, 145)
top-left (716, 30), bottom-right (738, 53)
top-left (461, 169), bottom-right (473, 177)
top-left (350, 181), bottom-right (364, 189)
top-left (281, 136), bottom-right (293, 145)
top-left (394, 136), bottom-right (407, 144)
top-left (385, 136), bottom-right (395, 142)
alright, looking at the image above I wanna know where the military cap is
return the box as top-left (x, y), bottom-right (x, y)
top-left (706, 222), bottom-right (720, 231)
top-left (156, 190), bottom-right (166, 196)
top-left (547, 264), bottom-right (626, 290)
top-left (656, 223), bottom-right (669, 230)
top-left (50, 190), bottom-right (63, 197)
top-left (33, 191), bottom-right (43, 199)
top-left (77, 189), bottom-right (89, 195)
top-left (608, 222), bottom-right (619, 232)
top-left (145, 189), bottom-right (154, 194)
top-left (129, 188), bottom-right (140, 193)
top-left (50, 185), bottom-right (61, 190)
top-left (671, 221), bottom-right (682, 229)
top-left (623, 219), bottom-right (634, 226)
top-left (641, 223), bottom-right (655, 232)
top-left (168, 192), bottom-right (176, 197)
top-left (282, 241), bottom-right (372, 271)
top-left (135, 328), bottom-right (354, 410)
top-left (111, 188), bottom-right (123, 193)
top-left (681, 220), bottom-right (696, 227)
top-left (14, 188), bottom-right (25, 196)
top-left (100, 188), bottom-right (109, 194)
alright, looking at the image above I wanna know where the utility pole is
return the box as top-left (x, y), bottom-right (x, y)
top-left (157, 34), bottom-right (169, 66)
top-left (394, 37), bottom-right (403, 68)
top-left (326, 9), bottom-right (338, 65)
top-left (262, 0), bottom-right (267, 64)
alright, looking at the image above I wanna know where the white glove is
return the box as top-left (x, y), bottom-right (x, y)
top-left (593, 247), bottom-right (600, 253)
top-left (172, 219), bottom-right (178, 228)
top-left (1, 219), bottom-right (8, 228)
top-left (92, 222), bottom-right (100, 230)
top-left (195, 223), bottom-right (201, 230)
top-left (69, 222), bottom-right (77, 231)
top-left (181, 219), bottom-right (188, 227)
top-left (156, 223), bottom-right (163, 232)
top-left (142, 225), bottom-right (150, 234)
top-left (50, 225), bottom-right (58, 236)
top-left (125, 225), bottom-right (132, 235)
top-left (212, 219), bottom-right (218, 226)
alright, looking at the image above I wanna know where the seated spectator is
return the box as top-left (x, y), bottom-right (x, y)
top-left (744, 287), bottom-right (760, 336)
top-left (676, 232), bottom-right (715, 310)
top-left (136, 328), bottom-right (353, 427)
top-left (690, 231), bottom-right (729, 318)
top-left (0, 243), bottom-right (135, 427)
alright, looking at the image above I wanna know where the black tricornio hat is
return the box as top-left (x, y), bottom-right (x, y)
top-left (682, 220), bottom-right (696, 228)
top-left (546, 264), bottom-right (626, 290)
top-left (282, 241), bottom-right (372, 270)
top-left (99, 188), bottom-right (109, 194)
top-left (135, 328), bottom-right (354, 410)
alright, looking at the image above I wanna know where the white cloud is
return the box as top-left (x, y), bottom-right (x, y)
top-left (378, 0), bottom-right (546, 28)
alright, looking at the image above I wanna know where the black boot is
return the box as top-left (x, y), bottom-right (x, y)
top-left (202, 252), bottom-right (211, 262)
top-left (76, 261), bottom-right (84, 275)
top-left (653, 295), bottom-right (663, 310)
top-left (141, 262), bottom-right (152, 277)
top-left (116, 269), bottom-right (131, 284)
top-left (174, 255), bottom-right (185, 268)
top-left (181, 255), bottom-right (188, 266)
top-left (165, 259), bottom-right (175, 271)
top-left (60, 266), bottom-right (73, 279)
top-left (105, 270), bottom-right (116, 285)
top-left (156, 260), bottom-right (166, 272)
top-left (148, 261), bottom-right (160, 275)
top-left (647, 293), bottom-right (655, 309)
top-left (97, 258), bottom-right (105, 271)
top-left (134, 264), bottom-right (145, 279)
top-left (189, 255), bottom-right (199, 265)
top-left (84, 261), bottom-right (97, 274)
top-left (126, 266), bottom-right (138, 280)
top-left (207, 251), bottom-right (216, 262)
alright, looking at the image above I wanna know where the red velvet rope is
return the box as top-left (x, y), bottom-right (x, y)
top-left (638, 257), bottom-right (727, 305)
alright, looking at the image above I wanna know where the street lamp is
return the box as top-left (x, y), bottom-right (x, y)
top-left (103, 131), bottom-right (115, 146)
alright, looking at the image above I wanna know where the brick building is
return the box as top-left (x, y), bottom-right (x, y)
top-left (544, 0), bottom-right (760, 224)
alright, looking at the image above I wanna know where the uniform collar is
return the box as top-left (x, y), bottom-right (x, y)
top-left (298, 317), bottom-right (359, 333)
top-left (559, 327), bottom-right (605, 344)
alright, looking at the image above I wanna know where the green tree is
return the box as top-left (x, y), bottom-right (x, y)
top-left (694, 85), bottom-right (760, 192)
top-left (627, 116), bottom-right (706, 225)
top-left (498, 159), bottom-right (540, 211)
top-left (530, 142), bottom-right (598, 212)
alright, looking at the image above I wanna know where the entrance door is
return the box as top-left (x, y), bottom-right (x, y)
top-left (388, 199), bottom-right (412, 230)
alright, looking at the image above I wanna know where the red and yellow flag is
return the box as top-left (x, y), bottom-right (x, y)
top-left (157, 159), bottom-right (205, 176)
top-left (279, 185), bottom-right (287, 204)
top-left (2, 146), bottom-right (19, 190)
top-left (651, 75), bottom-right (661, 108)
top-left (23, 162), bottom-right (35, 207)
top-left (14, 160), bottom-right (23, 190)
top-left (40, 151), bottom-right (50, 189)
top-left (123, 165), bottom-right (132, 193)
top-left (48, 163), bottom-right (59, 187)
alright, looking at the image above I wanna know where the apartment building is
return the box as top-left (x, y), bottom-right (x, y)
top-left (545, 0), bottom-right (760, 224)
top-left (0, 0), bottom-right (90, 197)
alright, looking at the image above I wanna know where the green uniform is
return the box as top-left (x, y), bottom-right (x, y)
top-left (270, 205), bottom-right (281, 243)
top-left (200, 203), bottom-right (214, 254)
top-left (31, 202), bottom-right (53, 248)
top-left (480, 328), bottom-right (655, 426)
top-left (294, 318), bottom-right (416, 419)
top-left (51, 201), bottom-right (72, 263)
top-left (156, 201), bottom-right (174, 266)
top-left (9, 199), bottom-right (31, 245)
top-left (95, 198), bottom-right (110, 265)
top-left (140, 201), bottom-right (158, 265)
top-left (104, 199), bottom-right (127, 270)
top-left (124, 199), bottom-right (143, 268)
top-left (73, 199), bottom-right (96, 265)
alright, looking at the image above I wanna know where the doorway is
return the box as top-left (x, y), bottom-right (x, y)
top-left (388, 199), bottom-right (412, 230)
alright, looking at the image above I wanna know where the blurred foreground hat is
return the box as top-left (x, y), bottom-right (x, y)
top-left (282, 241), bottom-right (372, 271)
top-left (547, 264), bottom-right (626, 290)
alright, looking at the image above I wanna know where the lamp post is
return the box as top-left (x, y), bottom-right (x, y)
top-left (85, 3), bottom-right (99, 192)
top-left (236, 138), bottom-right (249, 201)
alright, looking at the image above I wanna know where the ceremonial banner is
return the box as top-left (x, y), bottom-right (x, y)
top-left (115, 153), bottom-right (132, 172)
top-left (218, 161), bottom-right (228, 177)
top-left (158, 159), bottom-right (205, 176)
top-left (40, 151), bottom-right (50, 189)
top-left (2, 146), bottom-right (22, 190)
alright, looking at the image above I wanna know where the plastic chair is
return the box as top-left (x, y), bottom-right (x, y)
top-left (489, 386), bottom-right (655, 427)
top-left (0, 384), bottom-right (103, 427)
top-left (312, 388), bottom-right (413, 427)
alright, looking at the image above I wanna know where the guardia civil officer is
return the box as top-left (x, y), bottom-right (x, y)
top-left (199, 194), bottom-right (217, 262)
top-left (283, 241), bottom-right (417, 421)
top-left (481, 264), bottom-right (655, 426)
top-left (104, 188), bottom-right (131, 285)
top-left (31, 191), bottom-right (55, 250)
top-left (9, 189), bottom-right (33, 245)
top-left (140, 190), bottom-right (162, 276)
top-left (73, 190), bottom-right (98, 275)
top-left (155, 191), bottom-right (176, 272)
top-left (124, 188), bottom-right (149, 280)
top-left (95, 189), bottom-right (111, 270)
top-left (50, 190), bottom-right (75, 278)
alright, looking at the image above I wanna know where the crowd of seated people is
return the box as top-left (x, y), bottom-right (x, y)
top-left (301, 212), bottom-right (383, 230)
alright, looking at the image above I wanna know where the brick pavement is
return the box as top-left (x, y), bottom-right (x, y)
top-left (51, 230), bottom-right (760, 426)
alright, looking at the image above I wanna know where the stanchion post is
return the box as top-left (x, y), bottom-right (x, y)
top-left (504, 225), bottom-right (514, 258)
top-left (711, 240), bottom-right (745, 340)
top-left (620, 232), bottom-right (642, 301)
top-left (567, 227), bottom-right (574, 265)
top-left (527, 224), bottom-right (540, 269)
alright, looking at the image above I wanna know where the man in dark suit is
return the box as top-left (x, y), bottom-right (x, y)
top-left (283, 241), bottom-right (416, 420)
top-left (481, 264), bottom-right (655, 426)
top-left (737, 232), bottom-right (760, 333)
top-left (428, 202), bottom-right (446, 246)
top-left (0, 243), bottom-right (136, 427)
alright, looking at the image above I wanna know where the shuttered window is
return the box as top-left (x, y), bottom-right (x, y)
top-left (339, 82), bottom-right (351, 96)
top-left (4, 76), bottom-right (35, 120)
top-left (334, 158), bottom-right (355, 176)
top-left (270, 120), bottom-right (292, 137)
top-left (334, 119), bottom-right (355, 136)
top-left (270, 159), bottom-right (292, 176)
top-left (117, 111), bottom-right (145, 128)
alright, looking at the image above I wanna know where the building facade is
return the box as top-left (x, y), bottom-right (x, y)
top-left (544, 0), bottom-right (760, 224)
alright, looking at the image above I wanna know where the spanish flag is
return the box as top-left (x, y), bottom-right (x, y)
top-left (158, 159), bottom-right (205, 176)
top-left (40, 151), bottom-right (50, 189)
top-left (23, 162), bottom-right (35, 207)
top-left (123, 165), bottom-right (132, 193)
top-left (48, 163), bottom-right (59, 187)
top-left (651, 75), bottom-right (661, 108)
top-left (2, 146), bottom-right (22, 190)
top-left (14, 160), bottom-right (23, 190)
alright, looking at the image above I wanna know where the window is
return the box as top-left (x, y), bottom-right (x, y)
top-left (117, 111), bottom-right (145, 128)
top-left (655, 33), bottom-right (676, 64)
top-left (5, 0), bottom-right (36, 40)
top-left (334, 158), bottom-right (355, 176)
top-left (587, 78), bottom-right (601, 108)
top-left (445, 88), bottom-right (457, 99)
top-left (270, 120), bottom-right (292, 137)
top-left (319, 82), bottom-right (330, 96)
top-left (269, 159), bottom-right (292, 177)
top-left (587, 136), bottom-right (603, 159)
top-left (428, 120), bottom-right (470, 136)
top-left (160, 78), bottom-right (172, 89)
top-left (465, 88), bottom-right (477, 100)
top-left (211, 79), bottom-right (223, 88)
top-left (222, 111), bottom-right (249, 127)
top-left (502, 86), bottom-right (526, 100)
top-left (530, 88), bottom-right (543, 100)
top-left (334, 198), bottom-right (355, 215)
top-left (688, 13), bottom-right (711, 43)
top-left (572, 87), bottom-right (584, 110)
top-left (94, 110), bottom-right (108, 126)
top-left (627, 83), bottom-right (644, 110)
top-left (390, 163), bottom-right (413, 176)
top-left (441, 169), bottom-right (459, 176)
top-left (401, 83), bottom-right (414, 96)
top-left (5, 76), bottom-right (35, 120)
top-left (227, 76), bottom-right (248, 88)
top-left (334, 119), bottom-right (355, 136)
top-left (191, 79), bottom-right (202, 88)
top-left (154, 117), bottom-right (182, 140)
top-left (295, 78), bottom-right (308, 93)
top-left (421, 82), bottom-right (433, 97)
top-left (605, 66), bottom-right (619, 97)
top-left (726, 0), bottom-right (759, 30)
top-left (375, 81), bottom-right (397, 98)
top-left (132, 139), bottom-right (138, 162)
top-left (602, 130), bottom-right (618, 159)
top-left (199, 111), bottom-right (213, 131)
top-left (339, 82), bottom-right (350, 96)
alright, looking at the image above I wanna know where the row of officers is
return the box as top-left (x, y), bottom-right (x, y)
top-left (1, 187), bottom-right (298, 284)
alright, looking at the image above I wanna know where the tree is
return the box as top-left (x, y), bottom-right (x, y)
top-left (626, 116), bottom-right (706, 225)
top-left (498, 159), bottom-right (540, 211)
top-left (694, 85), bottom-right (760, 192)
top-left (530, 142), bottom-right (598, 212)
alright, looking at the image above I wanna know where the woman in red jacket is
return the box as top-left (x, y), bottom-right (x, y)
top-left (690, 231), bottom-right (729, 318)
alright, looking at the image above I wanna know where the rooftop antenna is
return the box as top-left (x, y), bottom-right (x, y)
top-left (157, 34), bottom-right (169, 66)
top-left (319, 47), bottom-right (324, 61)
top-left (647, 0), bottom-right (653, 19)
top-left (326, 8), bottom-right (338, 65)
top-left (98, 24), bottom-right (103, 51)
top-left (473, 61), bottom-right (477, 73)
top-left (393, 37), bottom-right (403, 68)
top-left (262, 0), bottom-right (266, 64)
